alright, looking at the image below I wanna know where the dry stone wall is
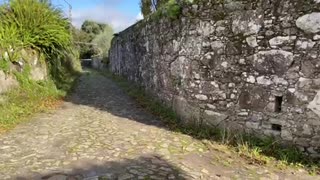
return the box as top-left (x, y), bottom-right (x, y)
top-left (109, 0), bottom-right (320, 155)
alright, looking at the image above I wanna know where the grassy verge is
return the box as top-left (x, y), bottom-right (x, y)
top-left (0, 72), bottom-right (79, 132)
top-left (102, 70), bottom-right (320, 175)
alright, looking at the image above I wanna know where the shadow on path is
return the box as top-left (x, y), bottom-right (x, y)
top-left (15, 154), bottom-right (188, 180)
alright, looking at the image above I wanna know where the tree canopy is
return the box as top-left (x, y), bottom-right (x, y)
top-left (73, 20), bottom-right (114, 59)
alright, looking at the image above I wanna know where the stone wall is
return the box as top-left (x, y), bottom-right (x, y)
top-left (109, 0), bottom-right (320, 155)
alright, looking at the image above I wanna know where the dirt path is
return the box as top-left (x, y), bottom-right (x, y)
top-left (0, 71), bottom-right (317, 180)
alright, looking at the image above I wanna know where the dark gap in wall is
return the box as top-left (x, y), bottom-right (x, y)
top-left (274, 96), bottom-right (283, 113)
top-left (271, 124), bottom-right (282, 132)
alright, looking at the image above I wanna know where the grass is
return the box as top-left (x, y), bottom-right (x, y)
top-left (102, 70), bottom-right (320, 175)
top-left (0, 70), bottom-right (79, 131)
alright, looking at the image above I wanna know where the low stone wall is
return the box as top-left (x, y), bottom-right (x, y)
top-left (109, 0), bottom-right (320, 155)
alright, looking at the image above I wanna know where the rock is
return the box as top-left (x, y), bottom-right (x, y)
top-left (211, 41), bottom-right (225, 54)
top-left (170, 56), bottom-right (190, 78)
top-left (313, 34), bottom-right (320, 40)
top-left (296, 13), bottom-right (320, 33)
top-left (173, 96), bottom-right (201, 124)
top-left (308, 90), bottom-right (320, 118)
top-left (246, 76), bottom-right (256, 83)
top-left (269, 36), bottom-right (296, 47)
top-left (203, 110), bottom-right (228, 126)
top-left (245, 121), bottom-right (260, 129)
top-left (271, 76), bottom-right (288, 86)
top-left (296, 39), bottom-right (316, 50)
top-left (232, 10), bottom-right (263, 35)
top-left (256, 76), bottom-right (272, 86)
top-left (30, 66), bottom-right (47, 81)
top-left (224, 0), bottom-right (245, 11)
top-left (246, 36), bottom-right (258, 47)
top-left (281, 130), bottom-right (293, 141)
top-left (252, 50), bottom-right (293, 76)
top-left (302, 124), bottom-right (313, 135)
top-left (221, 61), bottom-right (228, 68)
top-left (0, 70), bottom-right (19, 94)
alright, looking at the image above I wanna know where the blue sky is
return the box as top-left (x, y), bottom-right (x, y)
top-left (52, 0), bottom-right (142, 32)
top-left (0, 0), bottom-right (142, 31)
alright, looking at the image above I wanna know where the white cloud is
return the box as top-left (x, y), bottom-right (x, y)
top-left (72, 4), bottom-right (137, 32)
top-left (136, 12), bottom-right (143, 21)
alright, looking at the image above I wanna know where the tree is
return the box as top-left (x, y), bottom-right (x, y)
top-left (92, 24), bottom-right (114, 58)
top-left (140, 0), bottom-right (152, 17)
top-left (80, 20), bottom-right (107, 41)
top-left (140, 0), bottom-right (170, 17)
top-left (73, 20), bottom-right (114, 59)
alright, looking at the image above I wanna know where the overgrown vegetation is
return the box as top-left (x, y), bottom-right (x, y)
top-left (0, 0), bottom-right (72, 62)
top-left (103, 70), bottom-right (320, 175)
top-left (140, 0), bottom-right (182, 20)
top-left (73, 20), bottom-right (114, 61)
top-left (0, 0), bottom-right (81, 130)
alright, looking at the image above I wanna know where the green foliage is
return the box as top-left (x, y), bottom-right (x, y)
top-left (0, 57), bottom-right (10, 73)
top-left (0, 0), bottom-right (72, 62)
top-left (140, 0), bottom-right (172, 17)
top-left (0, 78), bottom-right (63, 130)
top-left (74, 20), bottom-right (113, 59)
top-left (72, 27), bottom-right (93, 59)
top-left (140, 0), bottom-right (153, 17)
top-left (81, 20), bottom-right (106, 35)
top-left (92, 25), bottom-right (114, 58)
top-left (143, 0), bottom-right (182, 20)
top-left (163, 0), bottom-right (182, 20)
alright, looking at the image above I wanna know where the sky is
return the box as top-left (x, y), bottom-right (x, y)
top-left (51, 0), bottom-right (143, 32)
top-left (0, 0), bottom-right (143, 32)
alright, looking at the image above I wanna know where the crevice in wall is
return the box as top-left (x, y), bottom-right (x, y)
top-left (274, 96), bottom-right (283, 113)
top-left (271, 123), bottom-right (282, 132)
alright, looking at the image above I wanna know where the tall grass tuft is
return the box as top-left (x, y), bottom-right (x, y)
top-left (0, 0), bottom-right (72, 62)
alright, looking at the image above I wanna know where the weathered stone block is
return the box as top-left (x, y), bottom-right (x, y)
top-left (239, 86), bottom-right (270, 111)
top-left (231, 10), bottom-right (263, 35)
top-left (296, 13), bottom-right (320, 34)
top-left (252, 50), bottom-right (293, 76)
top-left (173, 96), bottom-right (200, 125)
top-left (202, 110), bottom-right (229, 127)
top-left (308, 90), bottom-right (320, 118)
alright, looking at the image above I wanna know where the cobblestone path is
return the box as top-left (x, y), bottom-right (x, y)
top-left (0, 71), bottom-right (317, 180)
